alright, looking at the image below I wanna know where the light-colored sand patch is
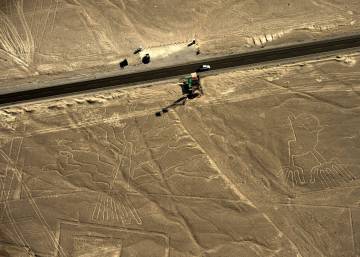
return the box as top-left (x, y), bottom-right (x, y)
top-left (138, 42), bottom-right (198, 63)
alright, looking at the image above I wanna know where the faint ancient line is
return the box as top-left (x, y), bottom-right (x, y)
top-left (60, 220), bottom-right (170, 241)
top-left (127, 143), bottom-right (133, 190)
top-left (127, 192), bottom-right (247, 202)
top-left (105, 196), bottom-right (110, 221)
top-left (23, 108), bottom-right (137, 138)
top-left (0, 49), bottom-right (28, 68)
top-left (111, 198), bottom-right (119, 222)
top-left (101, 195), bottom-right (106, 221)
top-left (1, 225), bottom-right (26, 251)
top-left (21, 182), bottom-right (68, 257)
top-left (90, 133), bottom-right (142, 225)
top-left (112, 201), bottom-right (120, 222)
top-left (295, 221), bottom-right (327, 257)
top-left (0, 215), bottom-right (33, 225)
top-left (1, 184), bottom-right (20, 245)
top-left (4, 203), bottom-right (30, 250)
top-left (30, 0), bottom-right (39, 34)
top-left (125, 197), bottom-right (142, 225)
top-left (100, 195), bottom-right (106, 221)
top-left (17, 0), bottom-right (34, 62)
top-left (121, 202), bottom-right (131, 224)
top-left (109, 197), bottom-right (115, 220)
top-left (50, 0), bottom-right (59, 33)
top-left (295, 185), bottom-right (360, 196)
top-left (104, 196), bottom-right (109, 221)
top-left (20, 88), bottom-right (354, 136)
top-left (4, 190), bottom-right (87, 200)
top-left (73, 0), bottom-right (117, 54)
top-left (5, 0), bottom-right (9, 14)
top-left (33, 0), bottom-right (44, 49)
top-left (0, 166), bottom-right (15, 222)
top-left (110, 198), bottom-right (116, 221)
top-left (165, 172), bottom-right (220, 182)
top-left (172, 111), bottom-right (304, 257)
top-left (91, 193), bottom-right (102, 220)
top-left (38, 0), bottom-right (53, 51)
top-left (318, 0), bottom-right (348, 12)
top-left (10, 137), bottom-right (23, 197)
top-left (115, 201), bottom-right (125, 224)
top-left (0, 147), bottom-right (68, 257)
top-left (205, 87), bottom-right (350, 111)
top-left (8, 0), bottom-right (13, 17)
top-left (273, 203), bottom-right (353, 209)
top-left (0, 179), bottom-right (4, 204)
top-left (164, 235), bottom-right (170, 257)
top-left (131, 117), bottom-right (170, 190)
top-left (0, 173), bottom-right (14, 213)
top-left (174, 111), bottom-right (254, 206)
top-left (274, 203), bottom-right (356, 256)
top-left (102, 196), bottom-right (107, 221)
top-left (349, 208), bottom-right (355, 253)
top-left (23, 108), bottom-right (161, 137)
top-left (94, 194), bottom-right (103, 220)
top-left (332, 160), bottom-right (354, 182)
top-left (110, 155), bottom-right (123, 187)
top-left (0, 137), bottom-right (31, 250)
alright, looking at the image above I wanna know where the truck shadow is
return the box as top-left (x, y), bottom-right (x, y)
top-left (155, 92), bottom-right (201, 117)
top-left (156, 72), bottom-right (203, 117)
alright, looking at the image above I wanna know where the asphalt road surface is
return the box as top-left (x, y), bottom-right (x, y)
top-left (1, 34), bottom-right (360, 106)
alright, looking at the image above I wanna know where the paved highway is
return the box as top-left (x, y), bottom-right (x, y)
top-left (1, 34), bottom-right (360, 105)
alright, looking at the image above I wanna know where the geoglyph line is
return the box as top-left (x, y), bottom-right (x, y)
top-left (17, 79), bottom-right (358, 138)
top-left (0, 137), bottom-right (33, 254)
top-left (0, 0), bottom-right (34, 69)
top-left (0, 142), bottom-right (68, 257)
top-left (349, 208), bottom-right (356, 253)
top-left (171, 110), bottom-right (304, 256)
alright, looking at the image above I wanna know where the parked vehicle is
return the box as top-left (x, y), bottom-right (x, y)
top-left (119, 59), bottom-right (128, 68)
top-left (142, 53), bottom-right (151, 64)
top-left (187, 39), bottom-right (196, 47)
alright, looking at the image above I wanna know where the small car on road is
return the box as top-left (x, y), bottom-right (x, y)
top-left (197, 64), bottom-right (211, 72)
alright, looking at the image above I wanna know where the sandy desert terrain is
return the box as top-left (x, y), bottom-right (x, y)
top-left (0, 52), bottom-right (359, 256)
top-left (0, 0), bottom-right (360, 82)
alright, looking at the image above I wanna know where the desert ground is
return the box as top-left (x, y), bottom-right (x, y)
top-left (0, 52), bottom-right (359, 256)
top-left (0, 0), bottom-right (360, 82)
top-left (1, 0), bottom-right (360, 257)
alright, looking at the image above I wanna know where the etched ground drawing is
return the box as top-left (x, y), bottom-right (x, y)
top-left (0, 53), bottom-right (359, 256)
top-left (0, 1), bottom-right (360, 257)
top-left (279, 112), bottom-right (355, 188)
